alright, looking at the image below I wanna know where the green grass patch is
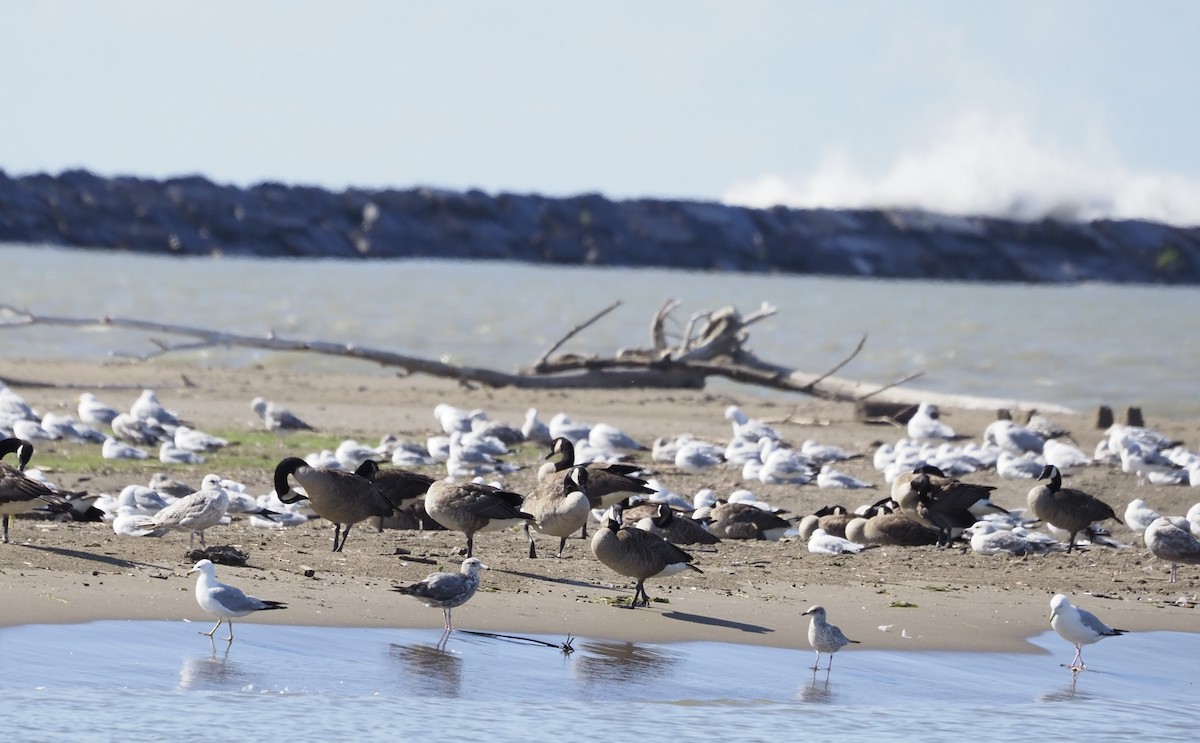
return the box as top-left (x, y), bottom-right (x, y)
top-left (888, 600), bottom-right (919, 608)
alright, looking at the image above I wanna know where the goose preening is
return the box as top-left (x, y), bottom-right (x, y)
top-left (422, 479), bottom-right (532, 557)
top-left (1027, 465), bottom-right (1121, 552)
top-left (189, 559), bottom-right (286, 642)
top-left (591, 505), bottom-right (701, 608)
top-left (353, 460), bottom-right (435, 513)
top-left (274, 457), bottom-right (393, 552)
top-left (802, 605), bottom-right (859, 671)
top-left (1049, 593), bottom-right (1126, 671)
top-left (523, 466), bottom-right (591, 558)
top-left (393, 557), bottom-right (488, 632)
top-left (0, 437), bottom-right (70, 543)
top-left (893, 466), bottom-right (1006, 547)
top-left (539, 437), bottom-right (654, 512)
top-left (252, 397), bottom-right (317, 446)
top-left (1144, 516), bottom-right (1200, 583)
top-left (125, 473), bottom-right (230, 548)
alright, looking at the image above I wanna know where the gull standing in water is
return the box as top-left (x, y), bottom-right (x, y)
top-left (802, 605), bottom-right (859, 671)
top-left (393, 557), bottom-right (488, 638)
top-left (1049, 593), bottom-right (1126, 671)
top-left (188, 559), bottom-right (287, 642)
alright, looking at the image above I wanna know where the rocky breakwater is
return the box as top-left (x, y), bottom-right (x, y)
top-left (1, 168), bottom-right (1198, 283)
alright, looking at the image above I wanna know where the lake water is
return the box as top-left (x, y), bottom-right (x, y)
top-left (2, 242), bottom-right (1198, 418)
top-left (0, 621), bottom-right (1196, 741)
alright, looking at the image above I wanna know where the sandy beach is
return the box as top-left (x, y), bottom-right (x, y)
top-left (1, 357), bottom-right (1197, 652)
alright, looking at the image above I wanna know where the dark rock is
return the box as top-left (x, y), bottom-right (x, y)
top-left (1, 168), bottom-right (1198, 283)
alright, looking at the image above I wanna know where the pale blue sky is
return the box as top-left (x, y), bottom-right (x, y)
top-left (4, 1), bottom-right (1199, 224)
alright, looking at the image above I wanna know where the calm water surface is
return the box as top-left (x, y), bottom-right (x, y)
top-left (0, 622), bottom-right (1196, 741)
top-left (2, 242), bottom-right (1197, 417)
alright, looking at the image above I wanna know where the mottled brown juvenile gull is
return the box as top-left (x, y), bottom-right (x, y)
top-left (1144, 516), bottom-right (1200, 583)
top-left (127, 473), bottom-right (229, 548)
top-left (189, 559), bottom-right (286, 642)
top-left (393, 557), bottom-right (488, 632)
top-left (1049, 593), bottom-right (1126, 671)
top-left (802, 605), bottom-right (859, 671)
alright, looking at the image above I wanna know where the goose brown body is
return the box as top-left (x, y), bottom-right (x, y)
top-left (274, 457), bottom-right (393, 552)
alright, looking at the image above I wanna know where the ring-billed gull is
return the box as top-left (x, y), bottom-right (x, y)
top-left (0, 437), bottom-right (70, 543)
top-left (188, 559), bottom-right (287, 642)
top-left (1144, 516), bottom-right (1200, 583)
top-left (802, 605), bottom-right (859, 671)
top-left (273, 457), bottom-right (394, 552)
top-left (251, 396), bottom-right (316, 447)
top-left (1027, 465), bottom-right (1122, 552)
top-left (906, 402), bottom-right (956, 443)
top-left (77, 392), bottom-right (120, 427)
top-left (422, 478), bottom-right (532, 557)
top-left (1124, 498), bottom-right (1162, 537)
top-left (591, 505), bottom-right (702, 608)
top-left (522, 466), bottom-right (591, 559)
top-left (393, 557), bottom-right (488, 632)
top-left (130, 389), bottom-right (182, 426)
top-left (1049, 593), bottom-right (1126, 671)
top-left (807, 528), bottom-right (876, 555)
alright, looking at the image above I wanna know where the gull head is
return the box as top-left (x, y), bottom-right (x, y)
top-left (802, 605), bottom-right (827, 619)
top-left (188, 559), bottom-right (217, 577)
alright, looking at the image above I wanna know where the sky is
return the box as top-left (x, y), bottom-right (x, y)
top-left (4, 1), bottom-right (1200, 225)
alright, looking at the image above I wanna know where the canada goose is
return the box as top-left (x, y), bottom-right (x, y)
top-left (523, 466), bottom-right (591, 558)
top-left (1144, 516), bottom-right (1200, 583)
top-left (393, 557), bottom-right (488, 632)
top-left (591, 505), bottom-right (701, 607)
top-left (540, 437), bottom-right (654, 512)
top-left (1027, 465), bottom-right (1121, 552)
top-left (189, 559), bottom-right (286, 641)
top-left (634, 502), bottom-right (720, 546)
top-left (708, 500), bottom-right (793, 540)
top-left (251, 396), bottom-right (316, 446)
top-left (844, 513), bottom-right (939, 547)
top-left (422, 479), bottom-right (532, 557)
top-left (126, 473), bottom-right (230, 548)
top-left (1049, 593), bottom-right (1126, 671)
top-left (274, 457), bottom-right (393, 552)
top-left (892, 465), bottom-right (1005, 547)
top-left (802, 605), bottom-right (859, 671)
top-left (0, 437), bottom-right (70, 543)
top-left (353, 460), bottom-right (436, 532)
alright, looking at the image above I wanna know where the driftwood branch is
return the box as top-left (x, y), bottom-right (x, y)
top-left (0, 304), bottom-right (1074, 412)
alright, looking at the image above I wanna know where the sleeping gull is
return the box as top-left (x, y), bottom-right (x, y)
top-left (188, 559), bottom-right (287, 641)
top-left (130, 389), bottom-right (182, 427)
top-left (807, 528), bottom-right (874, 555)
top-left (1049, 593), bottom-right (1126, 671)
top-left (906, 402), bottom-right (956, 443)
top-left (802, 605), bottom-right (859, 671)
top-left (77, 392), bottom-right (120, 427)
top-left (393, 557), bottom-right (488, 632)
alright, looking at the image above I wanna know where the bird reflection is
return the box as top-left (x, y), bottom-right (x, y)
top-left (389, 640), bottom-right (464, 698)
top-left (178, 637), bottom-right (247, 690)
top-left (1037, 672), bottom-right (1091, 703)
top-left (571, 641), bottom-right (679, 690)
top-left (797, 670), bottom-right (834, 704)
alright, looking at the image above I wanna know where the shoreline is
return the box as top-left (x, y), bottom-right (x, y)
top-left (1, 357), bottom-right (1198, 654)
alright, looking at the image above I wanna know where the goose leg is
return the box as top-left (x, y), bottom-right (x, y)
top-left (465, 534), bottom-right (474, 558)
top-left (557, 537), bottom-right (567, 559)
top-left (526, 524), bottom-right (537, 559)
top-left (2, 515), bottom-right (9, 543)
top-left (331, 524), bottom-right (343, 552)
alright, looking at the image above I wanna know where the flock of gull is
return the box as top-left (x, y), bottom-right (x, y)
top-left (1, 382), bottom-right (1198, 670)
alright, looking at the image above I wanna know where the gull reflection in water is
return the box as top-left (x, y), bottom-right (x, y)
top-left (178, 638), bottom-right (249, 691)
top-left (389, 639), bottom-right (464, 698)
top-left (797, 671), bottom-right (835, 704)
top-left (571, 641), bottom-right (680, 691)
top-left (1037, 672), bottom-right (1092, 703)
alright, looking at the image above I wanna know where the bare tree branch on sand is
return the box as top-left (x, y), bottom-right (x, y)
top-left (0, 303), bottom-right (1072, 417)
